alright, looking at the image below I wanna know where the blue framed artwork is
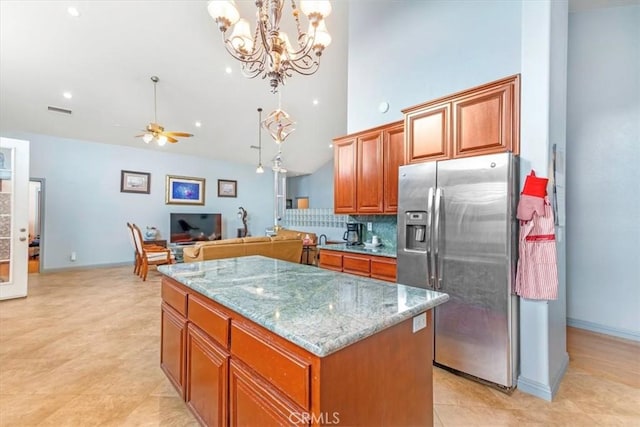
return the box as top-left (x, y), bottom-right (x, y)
top-left (165, 175), bottom-right (206, 205)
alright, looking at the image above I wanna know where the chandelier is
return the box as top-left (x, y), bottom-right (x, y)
top-left (207, 0), bottom-right (332, 93)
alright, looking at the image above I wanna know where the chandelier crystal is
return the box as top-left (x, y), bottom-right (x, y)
top-left (207, 0), bottom-right (332, 93)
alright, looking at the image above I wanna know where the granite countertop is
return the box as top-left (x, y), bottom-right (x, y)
top-left (158, 256), bottom-right (448, 357)
top-left (316, 242), bottom-right (397, 258)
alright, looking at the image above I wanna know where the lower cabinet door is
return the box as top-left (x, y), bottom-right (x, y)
top-left (186, 324), bottom-right (229, 427)
top-left (342, 254), bottom-right (370, 277)
top-left (161, 303), bottom-right (187, 398)
top-left (370, 257), bottom-right (397, 282)
top-left (229, 360), bottom-right (309, 427)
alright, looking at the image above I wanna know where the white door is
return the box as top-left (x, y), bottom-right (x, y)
top-left (0, 137), bottom-right (29, 300)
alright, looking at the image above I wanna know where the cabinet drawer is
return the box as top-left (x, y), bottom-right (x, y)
top-left (231, 322), bottom-right (310, 410)
top-left (319, 250), bottom-right (343, 271)
top-left (188, 294), bottom-right (230, 349)
top-left (370, 257), bottom-right (397, 282)
top-left (343, 254), bottom-right (371, 277)
top-left (162, 279), bottom-right (187, 316)
top-left (229, 360), bottom-right (309, 427)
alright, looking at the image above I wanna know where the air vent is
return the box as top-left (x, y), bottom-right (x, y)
top-left (47, 106), bottom-right (72, 115)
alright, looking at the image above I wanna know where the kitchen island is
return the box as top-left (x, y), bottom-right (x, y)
top-left (158, 256), bottom-right (448, 426)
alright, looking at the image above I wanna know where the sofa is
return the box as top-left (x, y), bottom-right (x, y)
top-left (182, 235), bottom-right (303, 264)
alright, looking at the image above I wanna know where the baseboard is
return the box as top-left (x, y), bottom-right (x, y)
top-left (567, 318), bottom-right (640, 342)
top-left (550, 352), bottom-right (569, 397)
top-left (516, 376), bottom-right (554, 401)
top-left (40, 261), bottom-right (131, 274)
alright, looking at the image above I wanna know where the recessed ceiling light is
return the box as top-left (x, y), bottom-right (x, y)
top-left (312, 99), bottom-right (319, 106)
top-left (225, 66), bottom-right (232, 74)
top-left (195, 121), bottom-right (202, 128)
top-left (63, 91), bottom-right (72, 99)
top-left (67, 7), bottom-right (80, 17)
top-left (329, 143), bottom-right (333, 148)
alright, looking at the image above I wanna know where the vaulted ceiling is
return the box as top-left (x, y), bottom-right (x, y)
top-left (0, 1), bottom-right (349, 175)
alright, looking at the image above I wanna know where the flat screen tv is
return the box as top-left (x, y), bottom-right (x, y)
top-left (169, 213), bottom-right (222, 244)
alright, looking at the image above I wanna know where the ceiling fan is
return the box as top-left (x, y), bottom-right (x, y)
top-left (136, 76), bottom-right (193, 145)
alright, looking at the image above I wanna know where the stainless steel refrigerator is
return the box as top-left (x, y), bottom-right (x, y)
top-left (397, 152), bottom-right (518, 390)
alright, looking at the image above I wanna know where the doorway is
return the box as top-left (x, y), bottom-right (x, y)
top-left (28, 179), bottom-right (44, 273)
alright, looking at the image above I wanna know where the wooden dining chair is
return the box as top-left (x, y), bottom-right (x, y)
top-left (130, 223), bottom-right (174, 281)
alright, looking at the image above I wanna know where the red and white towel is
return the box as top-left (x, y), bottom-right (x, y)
top-left (515, 197), bottom-right (558, 300)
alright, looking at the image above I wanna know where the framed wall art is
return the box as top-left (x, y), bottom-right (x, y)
top-left (120, 170), bottom-right (150, 194)
top-left (217, 179), bottom-right (237, 198)
top-left (166, 175), bottom-right (206, 205)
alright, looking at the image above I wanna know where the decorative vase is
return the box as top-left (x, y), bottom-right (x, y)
top-left (144, 227), bottom-right (158, 240)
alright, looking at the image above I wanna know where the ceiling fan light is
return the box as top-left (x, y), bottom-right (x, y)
top-left (142, 133), bottom-right (153, 143)
top-left (157, 135), bottom-right (168, 146)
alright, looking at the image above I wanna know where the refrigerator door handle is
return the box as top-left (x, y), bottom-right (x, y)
top-left (434, 187), bottom-right (443, 289)
top-left (426, 187), bottom-right (435, 287)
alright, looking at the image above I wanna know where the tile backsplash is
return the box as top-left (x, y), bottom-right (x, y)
top-left (349, 215), bottom-right (398, 250)
top-left (283, 208), bottom-right (348, 229)
top-left (281, 209), bottom-right (398, 248)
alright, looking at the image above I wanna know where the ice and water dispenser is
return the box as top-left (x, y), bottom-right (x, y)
top-left (403, 211), bottom-right (428, 252)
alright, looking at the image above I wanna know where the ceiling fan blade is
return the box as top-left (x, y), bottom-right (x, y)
top-left (167, 136), bottom-right (179, 143)
top-left (164, 132), bottom-right (193, 137)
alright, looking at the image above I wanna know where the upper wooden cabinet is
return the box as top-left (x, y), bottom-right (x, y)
top-left (356, 131), bottom-right (384, 213)
top-left (333, 121), bottom-right (404, 215)
top-left (382, 122), bottom-right (405, 213)
top-left (404, 103), bottom-right (451, 163)
top-left (403, 75), bottom-right (520, 164)
top-left (333, 137), bottom-right (357, 214)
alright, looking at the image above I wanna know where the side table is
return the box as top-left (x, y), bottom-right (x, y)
top-left (143, 239), bottom-right (167, 248)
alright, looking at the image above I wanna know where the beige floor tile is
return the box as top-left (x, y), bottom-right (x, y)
top-left (1, 267), bottom-right (637, 426)
top-left (38, 394), bottom-right (147, 426)
top-left (0, 393), bottom-right (77, 427)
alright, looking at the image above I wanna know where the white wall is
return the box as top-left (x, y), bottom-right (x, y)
top-left (566, 5), bottom-right (640, 340)
top-left (347, 0), bottom-right (521, 132)
top-left (8, 132), bottom-right (274, 270)
top-left (287, 159), bottom-right (334, 208)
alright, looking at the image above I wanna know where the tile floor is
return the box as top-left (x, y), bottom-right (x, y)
top-left (0, 265), bottom-right (638, 426)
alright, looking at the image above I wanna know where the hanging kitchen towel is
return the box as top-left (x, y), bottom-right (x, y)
top-left (515, 197), bottom-right (558, 300)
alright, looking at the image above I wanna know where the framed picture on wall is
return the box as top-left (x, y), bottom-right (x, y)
top-left (120, 170), bottom-right (150, 194)
top-left (217, 179), bottom-right (237, 198)
top-left (166, 175), bottom-right (206, 205)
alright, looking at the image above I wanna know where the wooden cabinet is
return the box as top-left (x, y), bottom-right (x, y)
top-left (382, 123), bottom-right (405, 213)
top-left (333, 121), bottom-right (404, 215)
top-left (161, 302), bottom-right (187, 398)
top-left (403, 74), bottom-right (520, 164)
top-left (319, 249), bottom-right (397, 282)
top-left (229, 360), bottom-right (309, 427)
top-left (333, 137), bottom-right (357, 214)
top-left (342, 253), bottom-right (371, 277)
top-left (161, 276), bottom-right (434, 426)
top-left (405, 103), bottom-right (451, 163)
top-left (370, 256), bottom-right (398, 282)
top-left (356, 131), bottom-right (384, 213)
top-left (186, 324), bottom-right (229, 427)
